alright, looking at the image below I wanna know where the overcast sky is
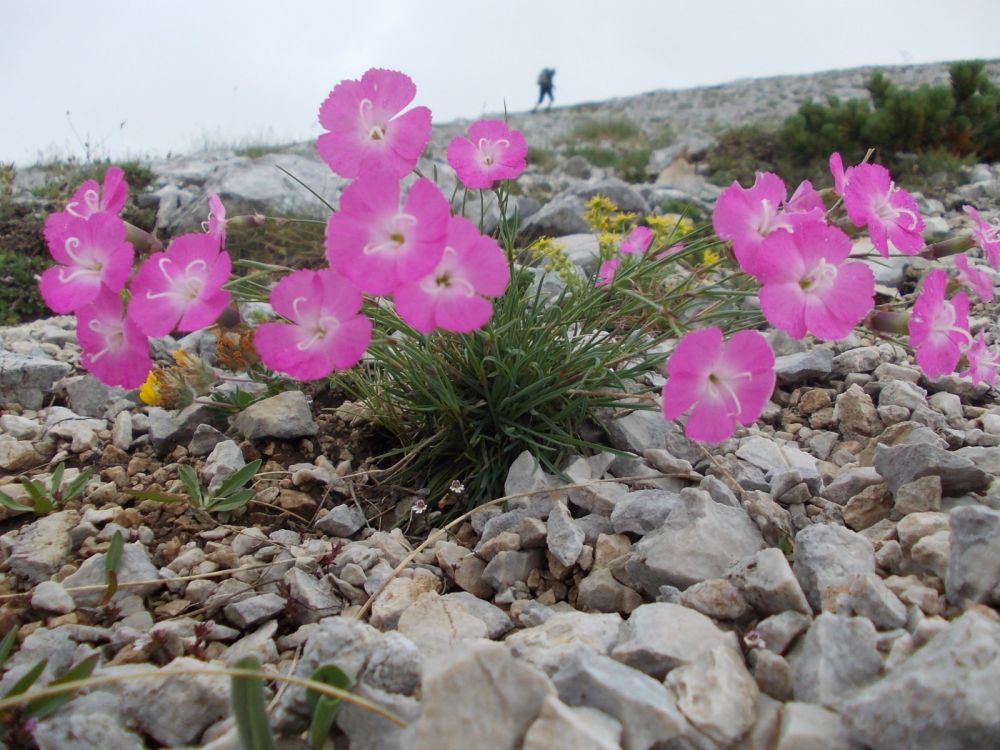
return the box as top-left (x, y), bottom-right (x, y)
top-left (3, 0), bottom-right (998, 165)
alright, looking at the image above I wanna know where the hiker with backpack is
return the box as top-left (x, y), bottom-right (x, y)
top-left (533, 68), bottom-right (555, 111)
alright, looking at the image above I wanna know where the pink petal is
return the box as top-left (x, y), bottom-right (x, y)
top-left (434, 292), bottom-right (493, 333)
top-left (360, 68), bottom-right (417, 118)
top-left (381, 106), bottom-right (432, 175)
top-left (446, 136), bottom-right (485, 188)
top-left (685, 394), bottom-right (739, 443)
top-left (760, 282), bottom-right (808, 338)
top-left (829, 152), bottom-right (846, 195)
top-left (101, 166), bottom-right (128, 215)
top-left (394, 282), bottom-right (437, 333)
top-left (661, 371), bottom-right (705, 421)
top-left (39, 266), bottom-right (101, 313)
top-left (666, 326), bottom-right (723, 379)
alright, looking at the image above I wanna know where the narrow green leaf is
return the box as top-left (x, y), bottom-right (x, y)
top-left (99, 571), bottom-right (119, 607)
top-left (49, 463), bottom-right (65, 496)
top-left (0, 491), bottom-right (34, 514)
top-left (215, 459), bottom-right (261, 498)
top-left (98, 530), bottom-right (125, 606)
top-left (0, 627), bottom-right (18, 665)
top-left (63, 470), bottom-right (92, 502)
top-left (104, 530), bottom-right (124, 574)
top-left (24, 654), bottom-right (99, 720)
top-left (177, 465), bottom-right (203, 504)
top-left (231, 656), bottom-right (278, 750)
top-left (306, 664), bottom-right (352, 749)
top-left (20, 479), bottom-right (48, 507)
top-left (206, 489), bottom-right (253, 513)
top-left (3, 659), bottom-right (47, 699)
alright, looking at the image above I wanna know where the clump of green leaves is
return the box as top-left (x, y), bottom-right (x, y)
top-left (128, 460), bottom-right (262, 513)
top-left (335, 213), bottom-right (751, 508)
top-left (0, 463), bottom-right (92, 515)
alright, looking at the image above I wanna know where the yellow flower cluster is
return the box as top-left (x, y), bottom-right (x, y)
top-left (527, 236), bottom-right (578, 286)
top-left (646, 213), bottom-right (695, 246)
top-left (138, 347), bottom-right (216, 408)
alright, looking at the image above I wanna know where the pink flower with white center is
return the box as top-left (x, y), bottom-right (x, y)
top-left (842, 161), bottom-right (924, 257)
top-left (77, 286), bottom-right (151, 389)
top-left (128, 233), bottom-right (232, 337)
top-left (65, 165), bottom-right (128, 219)
top-left (756, 222), bottom-right (874, 341)
top-left (961, 333), bottom-right (1000, 387)
top-left (908, 269), bottom-right (971, 379)
top-left (712, 171), bottom-right (821, 278)
top-left (394, 215), bottom-right (509, 333)
top-left (619, 226), bottom-right (654, 255)
top-left (317, 68), bottom-right (432, 180)
top-left (662, 327), bottom-right (776, 442)
top-left (446, 119), bottom-right (528, 190)
top-left (204, 193), bottom-right (227, 247)
top-left (963, 205), bottom-right (1000, 270)
top-left (44, 166), bottom-right (130, 249)
top-left (325, 174), bottom-right (449, 295)
top-left (254, 268), bottom-right (372, 380)
top-left (954, 253), bottom-right (994, 302)
top-left (38, 212), bottom-right (134, 314)
top-left (595, 256), bottom-right (621, 287)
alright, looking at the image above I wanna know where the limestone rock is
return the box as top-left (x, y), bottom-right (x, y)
top-left (843, 612), bottom-right (1000, 749)
top-left (414, 641), bottom-right (555, 750)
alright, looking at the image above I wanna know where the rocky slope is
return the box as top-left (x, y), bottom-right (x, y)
top-left (2, 60), bottom-right (1000, 750)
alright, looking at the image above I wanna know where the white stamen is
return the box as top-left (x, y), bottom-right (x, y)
top-left (64, 236), bottom-right (84, 264)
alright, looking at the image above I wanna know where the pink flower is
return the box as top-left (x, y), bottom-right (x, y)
top-left (963, 205), bottom-right (1000, 270)
top-left (961, 333), bottom-right (1000, 387)
top-left (756, 222), bottom-right (874, 341)
top-left (446, 119), bottom-right (528, 189)
top-left (65, 165), bottom-right (129, 219)
top-left (38, 212), bottom-right (134, 314)
top-left (954, 253), bottom-right (994, 302)
top-left (841, 161), bottom-right (924, 257)
top-left (316, 68), bottom-right (432, 180)
top-left (325, 174), bottom-right (449, 295)
top-left (128, 233), bottom-right (232, 337)
top-left (205, 193), bottom-right (227, 247)
top-left (662, 327), bottom-right (776, 442)
top-left (619, 226), bottom-right (654, 255)
top-left (394, 215), bottom-right (509, 333)
top-left (77, 286), bottom-right (151, 389)
top-left (254, 268), bottom-right (372, 380)
top-left (712, 171), bottom-right (821, 278)
top-left (596, 256), bottom-right (620, 287)
top-left (908, 269), bottom-right (971, 378)
top-left (785, 180), bottom-right (825, 213)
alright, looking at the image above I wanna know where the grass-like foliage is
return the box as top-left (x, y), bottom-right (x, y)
top-left (558, 117), bottom-right (674, 184)
top-left (334, 209), bottom-right (751, 508)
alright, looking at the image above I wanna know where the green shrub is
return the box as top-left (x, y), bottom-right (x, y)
top-left (706, 60), bottom-right (1000, 188)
